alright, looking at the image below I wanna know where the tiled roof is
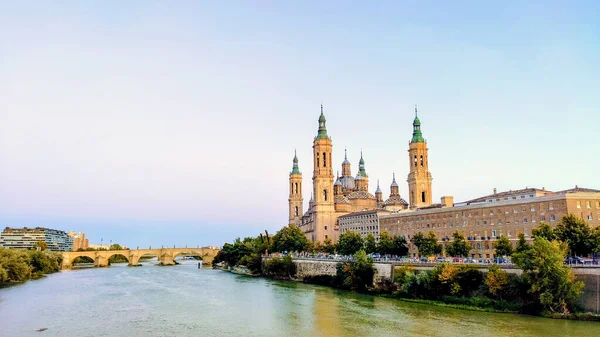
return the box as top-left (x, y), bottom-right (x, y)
top-left (461, 187), bottom-right (553, 205)
top-left (555, 186), bottom-right (600, 194)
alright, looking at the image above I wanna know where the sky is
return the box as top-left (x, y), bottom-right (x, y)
top-left (1, 1), bottom-right (599, 248)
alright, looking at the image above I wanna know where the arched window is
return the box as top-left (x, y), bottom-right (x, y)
top-left (323, 152), bottom-right (327, 167)
top-left (414, 155), bottom-right (417, 167)
top-left (295, 206), bottom-right (299, 216)
top-left (422, 191), bottom-right (426, 203)
top-left (323, 189), bottom-right (328, 201)
top-left (420, 155), bottom-right (423, 167)
top-left (316, 153), bottom-right (320, 167)
top-left (295, 183), bottom-right (298, 194)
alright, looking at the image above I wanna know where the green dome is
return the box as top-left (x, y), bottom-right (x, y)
top-left (315, 104), bottom-right (329, 140)
top-left (413, 116), bottom-right (421, 126)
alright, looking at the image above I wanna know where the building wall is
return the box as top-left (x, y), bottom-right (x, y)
top-left (338, 211), bottom-right (389, 240)
top-left (380, 192), bottom-right (600, 258)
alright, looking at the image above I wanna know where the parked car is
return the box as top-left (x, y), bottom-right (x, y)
top-left (565, 256), bottom-right (584, 265)
top-left (435, 257), bottom-right (447, 263)
top-left (492, 257), bottom-right (507, 264)
top-left (464, 258), bottom-right (475, 264)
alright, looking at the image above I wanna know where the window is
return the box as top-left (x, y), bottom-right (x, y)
top-left (550, 215), bottom-right (556, 221)
top-left (325, 235), bottom-right (328, 239)
top-left (577, 201), bottom-right (581, 208)
top-left (588, 215), bottom-right (593, 220)
top-left (541, 216), bottom-right (546, 222)
top-left (586, 201), bottom-right (591, 208)
top-left (549, 203), bottom-right (554, 210)
top-left (414, 155), bottom-right (417, 167)
top-left (295, 183), bottom-right (298, 194)
top-left (421, 191), bottom-right (426, 203)
top-left (512, 196), bottom-right (516, 199)
top-left (295, 206), bottom-right (299, 216)
top-left (316, 153), bottom-right (320, 167)
top-left (420, 155), bottom-right (424, 167)
top-left (323, 152), bottom-right (327, 167)
top-left (597, 201), bottom-right (600, 208)
top-left (323, 189), bottom-right (328, 201)
top-left (324, 225), bottom-right (328, 230)
top-left (523, 218), bottom-right (527, 223)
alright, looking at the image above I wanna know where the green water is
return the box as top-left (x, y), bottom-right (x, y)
top-left (0, 260), bottom-right (598, 336)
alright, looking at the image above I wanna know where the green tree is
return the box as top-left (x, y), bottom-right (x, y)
top-left (271, 224), bottom-right (309, 253)
top-left (445, 231), bottom-right (472, 257)
top-left (377, 230), bottom-right (394, 255)
top-left (313, 241), bottom-right (323, 253)
top-left (338, 250), bottom-right (374, 291)
top-left (512, 237), bottom-right (584, 314)
top-left (322, 238), bottom-right (336, 254)
top-left (514, 232), bottom-right (530, 255)
top-left (364, 233), bottom-right (377, 254)
top-left (554, 214), bottom-right (594, 257)
top-left (336, 231), bottom-right (364, 256)
top-left (109, 243), bottom-right (124, 250)
top-left (391, 236), bottom-right (409, 256)
top-left (35, 240), bottom-right (48, 251)
top-left (532, 222), bottom-right (555, 241)
top-left (493, 236), bottom-right (513, 257)
top-left (413, 231), bottom-right (443, 257)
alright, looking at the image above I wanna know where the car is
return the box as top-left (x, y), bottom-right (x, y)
top-left (565, 256), bottom-right (584, 265)
top-left (492, 257), bottom-right (506, 264)
top-left (464, 258), bottom-right (475, 264)
top-left (435, 257), bottom-right (447, 263)
top-left (420, 257), bottom-right (429, 263)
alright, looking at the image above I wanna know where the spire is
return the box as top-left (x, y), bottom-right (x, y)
top-left (411, 105), bottom-right (425, 143)
top-left (291, 150), bottom-right (300, 174)
top-left (334, 171), bottom-right (342, 186)
top-left (358, 151), bottom-right (367, 176)
top-left (342, 147), bottom-right (350, 165)
top-left (391, 172), bottom-right (398, 187)
top-left (316, 104), bottom-right (328, 139)
top-left (375, 179), bottom-right (382, 194)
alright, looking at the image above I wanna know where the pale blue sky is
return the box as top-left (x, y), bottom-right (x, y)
top-left (1, 1), bottom-right (599, 248)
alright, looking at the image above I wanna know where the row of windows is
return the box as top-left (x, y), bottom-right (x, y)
top-left (577, 201), bottom-right (600, 209)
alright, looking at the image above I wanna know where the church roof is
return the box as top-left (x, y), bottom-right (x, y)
top-left (556, 186), bottom-right (600, 194)
top-left (334, 195), bottom-right (351, 204)
top-left (339, 176), bottom-right (355, 190)
top-left (347, 191), bottom-right (376, 200)
top-left (383, 195), bottom-right (409, 206)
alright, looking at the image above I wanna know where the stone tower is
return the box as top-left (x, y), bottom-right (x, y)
top-left (288, 150), bottom-right (303, 226)
top-left (407, 106), bottom-right (433, 208)
top-left (357, 151), bottom-right (369, 191)
top-left (312, 105), bottom-right (336, 242)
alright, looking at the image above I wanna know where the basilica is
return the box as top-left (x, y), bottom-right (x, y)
top-left (288, 105), bottom-right (433, 243)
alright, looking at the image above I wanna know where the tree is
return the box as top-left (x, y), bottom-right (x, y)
top-left (493, 236), bottom-right (513, 257)
top-left (514, 232), bottom-right (530, 255)
top-left (512, 237), bottom-right (583, 314)
top-left (271, 224), bottom-right (309, 253)
top-left (322, 238), bottom-right (336, 254)
top-left (377, 230), bottom-right (394, 255)
top-left (35, 241), bottom-right (48, 251)
top-left (109, 243), bottom-right (123, 250)
top-left (554, 214), bottom-right (594, 257)
top-left (313, 241), bottom-right (322, 253)
top-left (445, 231), bottom-right (472, 257)
top-left (532, 222), bottom-right (555, 241)
top-left (336, 231), bottom-right (364, 256)
top-left (486, 264), bottom-right (509, 299)
top-left (364, 233), bottom-right (377, 254)
top-left (391, 236), bottom-right (409, 256)
top-left (338, 250), bottom-right (374, 291)
top-left (413, 231), bottom-right (443, 257)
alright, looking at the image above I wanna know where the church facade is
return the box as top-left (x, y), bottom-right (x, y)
top-left (288, 105), bottom-right (430, 243)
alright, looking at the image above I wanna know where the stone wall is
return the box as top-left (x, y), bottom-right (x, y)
top-left (289, 258), bottom-right (394, 284)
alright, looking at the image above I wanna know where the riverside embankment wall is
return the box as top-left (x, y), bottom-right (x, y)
top-left (288, 258), bottom-right (600, 313)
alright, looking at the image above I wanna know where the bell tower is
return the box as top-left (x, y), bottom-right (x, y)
top-left (288, 150), bottom-right (303, 226)
top-left (407, 105), bottom-right (433, 208)
top-left (312, 104), bottom-right (335, 242)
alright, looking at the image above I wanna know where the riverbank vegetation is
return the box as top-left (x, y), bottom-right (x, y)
top-left (213, 216), bottom-right (600, 320)
top-left (0, 249), bottom-right (63, 286)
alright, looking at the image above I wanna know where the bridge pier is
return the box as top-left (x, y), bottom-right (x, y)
top-left (159, 253), bottom-right (175, 266)
top-left (96, 255), bottom-right (109, 268)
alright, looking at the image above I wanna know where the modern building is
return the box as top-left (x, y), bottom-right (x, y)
top-left (291, 105), bottom-right (416, 244)
top-left (0, 227), bottom-right (73, 251)
top-left (68, 231), bottom-right (89, 251)
top-left (379, 187), bottom-right (600, 258)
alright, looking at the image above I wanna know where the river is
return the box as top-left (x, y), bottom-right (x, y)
top-left (0, 260), bottom-right (598, 337)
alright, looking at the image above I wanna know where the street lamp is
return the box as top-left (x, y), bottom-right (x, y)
top-left (110, 240), bottom-right (112, 250)
top-left (101, 238), bottom-right (103, 249)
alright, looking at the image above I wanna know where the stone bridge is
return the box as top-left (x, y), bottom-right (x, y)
top-left (61, 247), bottom-right (220, 269)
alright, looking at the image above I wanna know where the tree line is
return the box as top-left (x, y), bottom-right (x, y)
top-left (0, 248), bottom-right (63, 285)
